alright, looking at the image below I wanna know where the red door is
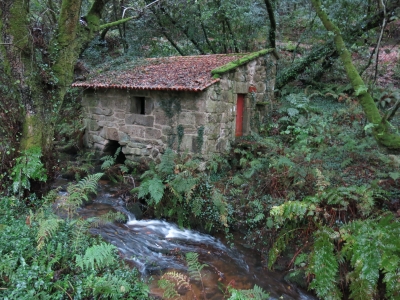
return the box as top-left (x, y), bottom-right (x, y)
top-left (235, 94), bottom-right (244, 137)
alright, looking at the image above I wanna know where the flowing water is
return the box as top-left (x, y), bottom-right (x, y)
top-left (55, 178), bottom-right (316, 300)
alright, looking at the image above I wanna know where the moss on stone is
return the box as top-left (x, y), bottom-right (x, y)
top-left (211, 49), bottom-right (276, 78)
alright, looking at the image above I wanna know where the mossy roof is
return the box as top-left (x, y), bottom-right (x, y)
top-left (72, 49), bottom-right (275, 92)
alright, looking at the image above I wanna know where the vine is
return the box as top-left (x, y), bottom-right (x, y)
top-left (196, 125), bottom-right (204, 154)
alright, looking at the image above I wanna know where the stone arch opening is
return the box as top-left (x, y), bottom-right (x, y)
top-left (103, 140), bottom-right (126, 164)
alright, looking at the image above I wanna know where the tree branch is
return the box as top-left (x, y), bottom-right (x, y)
top-left (99, 16), bottom-right (137, 30)
top-left (264, 0), bottom-right (276, 48)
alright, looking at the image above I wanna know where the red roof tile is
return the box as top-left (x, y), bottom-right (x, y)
top-left (72, 54), bottom-right (248, 92)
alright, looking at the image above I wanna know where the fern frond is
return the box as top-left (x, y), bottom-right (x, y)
top-left (157, 148), bottom-right (176, 178)
top-left (75, 173), bottom-right (103, 194)
top-left (92, 275), bottom-right (131, 300)
top-left (75, 242), bottom-right (117, 270)
top-left (158, 278), bottom-right (181, 299)
top-left (37, 216), bottom-right (64, 250)
top-left (159, 271), bottom-right (191, 299)
top-left (186, 252), bottom-right (207, 282)
top-left (90, 211), bottom-right (127, 227)
top-left (308, 227), bottom-right (342, 299)
top-left (70, 218), bottom-right (90, 252)
top-left (228, 284), bottom-right (269, 300)
top-left (137, 175), bottom-right (165, 204)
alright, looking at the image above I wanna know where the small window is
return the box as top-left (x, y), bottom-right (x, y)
top-left (130, 97), bottom-right (145, 114)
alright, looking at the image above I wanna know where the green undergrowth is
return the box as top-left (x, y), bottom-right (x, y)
top-left (134, 87), bottom-right (400, 299)
top-left (0, 174), bottom-right (149, 299)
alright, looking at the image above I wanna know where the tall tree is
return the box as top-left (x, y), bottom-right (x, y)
top-left (0, 0), bottom-right (147, 160)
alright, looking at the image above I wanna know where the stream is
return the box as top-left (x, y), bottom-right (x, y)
top-left (55, 177), bottom-right (316, 300)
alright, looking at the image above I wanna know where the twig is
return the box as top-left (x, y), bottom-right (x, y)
top-left (122, 0), bottom-right (163, 18)
top-left (373, 0), bottom-right (388, 83)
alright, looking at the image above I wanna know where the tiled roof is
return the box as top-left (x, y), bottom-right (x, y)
top-left (72, 54), bottom-right (249, 92)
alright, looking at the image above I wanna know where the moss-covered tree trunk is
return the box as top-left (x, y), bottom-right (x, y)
top-left (311, 0), bottom-right (400, 149)
top-left (1, 0), bottom-right (135, 161)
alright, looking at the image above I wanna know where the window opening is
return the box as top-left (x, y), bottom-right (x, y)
top-left (130, 97), bottom-right (145, 115)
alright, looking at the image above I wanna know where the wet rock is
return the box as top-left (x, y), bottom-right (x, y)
top-left (126, 202), bottom-right (143, 219)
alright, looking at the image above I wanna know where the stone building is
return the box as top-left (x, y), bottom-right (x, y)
top-left (72, 49), bottom-right (278, 162)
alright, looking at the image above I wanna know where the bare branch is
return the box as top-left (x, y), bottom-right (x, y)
top-left (122, 0), bottom-right (163, 18)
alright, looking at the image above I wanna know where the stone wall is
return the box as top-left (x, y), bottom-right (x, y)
top-left (81, 54), bottom-right (276, 162)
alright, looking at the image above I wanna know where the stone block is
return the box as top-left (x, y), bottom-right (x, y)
top-left (98, 121), bottom-right (114, 128)
top-left (121, 125), bottom-right (146, 138)
top-left (84, 119), bottom-right (100, 131)
top-left (90, 107), bottom-right (112, 116)
top-left (178, 112), bottom-right (195, 126)
top-left (234, 82), bottom-right (248, 94)
top-left (205, 123), bottom-right (220, 137)
top-left (141, 148), bottom-right (150, 156)
top-left (114, 112), bottom-right (126, 120)
top-left (255, 82), bottom-right (266, 93)
top-left (216, 139), bottom-right (228, 152)
top-left (161, 125), bottom-right (173, 135)
top-left (93, 143), bottom-right (106, 151)
top-left (118, 132), bottom-right (130, 145)
top-left (113, 98), bottom-right (128, 111)
top-left (127, 142), bottom-right (146, 149)
top-left (145, 98), bottom-right (154, 114)
top-left (234, 72), bottom-right (246, 82)
top-left (194, 113), bottom-right (206, 126)
top-left (123, 147), bottom-right (142, 156)
top-left (208, 113), bottom-right (222, 123)
top-left (180, 135), bottom-right (194, 152)
top-left (154, 110), bottom-right (171, 126)
top-left (145, 128), bottom-right (161, 139)
top-left (125, 114), bottom-right (154, 127)
top-left (105, 127), bottom-right (119, 141)
top-left (205, 100), bottom-right (219, 113)
top-left (221, 90), bottom-right (235, 103)
top-left (92, 135), bottom-right (107, 145)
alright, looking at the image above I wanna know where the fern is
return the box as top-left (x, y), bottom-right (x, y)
top-left (186, 252), bottom-right (207, 281)
top-left (63, 173), bottom-right (103, 217)
top-left (36, 216), bottom-right (64, 250)
top-left (307, 227), bottom-right (342, 300)
top-left (89, 211), bottom-right (127, 227)
top-left (92, 274), bottom-right (131, 300)
top-left (101, 147), bottom-right (121, 170)
top-left (70, 218), bottom-right (90, 252)
top-left (228, 284), bottom-right (269, 300)
top-left (159, 271), bottom-right (191, 299)
top-left (75, 242), bottom-right (117, 270)
top-left (138, 177), bottom-right (165, 204)
top-left (157, 148), bottom-right (176, 178)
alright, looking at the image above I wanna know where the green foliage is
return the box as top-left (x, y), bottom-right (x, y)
top-left (61, 173), bottom-right (103, 217)
top-left (101, 147), bottom-right (121, 170)
top-left (159, 271), bottom-right (191, 299)
top-left (186, 252), bottom-right (207, 282)
top-left (135, 149), bottom-right (230, 230)
top-left (75, 242), bottom-right (117, 270)
top-left (227, 284), bottom-right (269, 300)
top-left (138, 177), bottom-right (165, 205)
top-left (11, 147), bottom-right (47, 195)
top-left (307, 228), bottom-right (342, 300)
top-left (0, 164), bottom-right (149, 299)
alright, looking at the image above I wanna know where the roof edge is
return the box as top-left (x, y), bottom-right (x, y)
top-left (211, 48), bottom-right (278, 78)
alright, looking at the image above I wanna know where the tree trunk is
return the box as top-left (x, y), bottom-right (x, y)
top-left (311, 0), bottom-right (400, 149)
top-left (0, 0), bottom-right (131, 158)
